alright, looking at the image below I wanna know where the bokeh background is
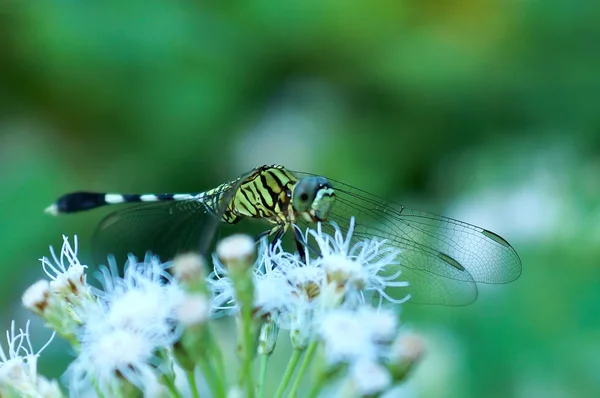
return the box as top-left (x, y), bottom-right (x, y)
top-left (1, 1), bottom-right (599, 397)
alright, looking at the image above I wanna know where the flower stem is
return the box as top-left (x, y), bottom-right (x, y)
top-left (308, 363), bottom-right (343, 398)
top-left (274, 348), bottom-right (303, 398)
top-left (92, 380), bottom-right (104, 398)
top-left (287, 341), bottom-right (318, 398)
top-left (197, 357), bottom-right (224, 398)
top-left (207, 330), bottom-right (228, 394)
top-left (164, 372), bottom-right (184, 398)
top-left (238, 307), bottom-right (255, 398)
top-left (257, 353), bottom-right (270, 398)
top-left (308, 372), bottom-right (326, 398)
top-left (184, 370), bottom-right (200, 398)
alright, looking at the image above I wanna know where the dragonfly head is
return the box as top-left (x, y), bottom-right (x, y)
top-left (292, 176), bottom-right (336, 223)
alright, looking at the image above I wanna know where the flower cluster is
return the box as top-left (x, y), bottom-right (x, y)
top-left (0, 321), bottom-right (60, 398)
top-left (209, 219), bottom-right (409, 342)
top-left (10, 217), bottom-right (423, 397)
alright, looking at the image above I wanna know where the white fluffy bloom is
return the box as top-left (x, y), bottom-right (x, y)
top-left (0, 321), bottom-right (61, 398)
top-left (318, 306), bottom-right (399, 364)
top-left (309, 217), bottom-right (410, 306)
top-left (207, 218), bottom-right (408, 350)
top-left (216, 234), bottom-right (256, 265)
top-left (349, 358), bottom-right (392, 395)
top-left (356, 306), bottom-right (398, 343)
top-left (208, 238), bottom-right (296, 319)
top-left (318, 309), bottom-right (378, 364)
top-left (21, 280), bottom-right (52, 316)
top-left (67, 327), bottom-right (160, 396)
top-left (91, 254), bottom-right (184, 344)
top-left (276, 251), bottom-right (327, 348)
top-left (252, 239), bottom-right (296, 319)
top-left (177, 293), bottom-right (210, 326)
top-left (66, 254), bottom-right (185, 395)
top-left (40, 235), bottom-right (92, 305)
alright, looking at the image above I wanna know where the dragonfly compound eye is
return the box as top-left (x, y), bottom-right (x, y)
top-left (292, 177), bottom-right (319, 212)
top-left (292, 177), bottom-right (335, 222)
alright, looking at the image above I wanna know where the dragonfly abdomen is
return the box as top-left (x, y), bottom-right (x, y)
top-left (45, 191), bottom-right (204, 215)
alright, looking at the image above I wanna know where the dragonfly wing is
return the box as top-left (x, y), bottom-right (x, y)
top-left (92, 198), bottom-right (219, 265)
top-left (310, 217), bottom-right (478, 305)
top-left (292, 171), bottom-right (522, 305)
top-left (91, 174), bottom-right (246, 266)
top-left (329, 187), bottom-right (522, 283)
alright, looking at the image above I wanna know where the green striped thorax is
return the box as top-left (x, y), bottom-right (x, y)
top-left (291, 176), bottom-right (336, 223)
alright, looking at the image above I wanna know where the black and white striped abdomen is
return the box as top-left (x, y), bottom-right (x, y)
top-left (45, 191), bottom-right (208, 215)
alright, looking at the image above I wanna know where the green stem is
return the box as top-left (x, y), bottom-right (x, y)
top-left (287, 341), bottom-right (318, 398)
top-left (185, 370), bottom-right (200, 398)
top-left (242, 308), bottom-right (256, 398)
top-left (207, 330), bottom-right (228, 394)
top-left (198, 357), bottom-right (224, 398)
top-left (308, 363), bottom-right (344, 398)
top-left (308, 373), bottom-right (327, 398)
top-left (92, 380), bottom-right (104, 398)
top-left (274, 348), bottom-right (303, 398)
top-left (156, 349), bottom-right (182, 398)
top-left (257, 353), bottom-right (270, 398)
top-left (164, 372), bottom-right (184, 398)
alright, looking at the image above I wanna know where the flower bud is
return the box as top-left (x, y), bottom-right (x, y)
top-left (177, 293), bottom-right (210, 327)
top-left (216, 234), bottom-right (256, 274)
top-left (388, 332), bottom-right (425, 381)
top-left (257, 321), bottom-right (279, 355)
top-left (172, 253), bottom-right (207, 286)
top-left (22, 280), bottom-right (52, 316)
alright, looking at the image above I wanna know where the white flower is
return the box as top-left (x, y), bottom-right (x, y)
top-left (0, 320), bottom-right (60, 398)
top-left (309, 217), bottom-right (409, 306)
top-left (275, 250), bottom-right (326, 347)
top-left (21, 280), bottom-right (52, 316)
top-left (318, 308), bottom-right (378, 364)
top-left (216, 234), bottom-right (256, 266)
top-left (91, 254), bottom-right (184, 345)
top-left (356, 306), bottom-right (398, 343)
top-left (349, 358), bottom-right (392, 395)
top-left (207, 218), bottom-right (408, 351)
top-left (177, 293), bottom-right (210, 326)
top-left (67, 327), bottom-right (160, 396)
top-left (208, 238), bottom-right (295, 319)
top-left (22, 280), bottom-right (83, 341)
top-left (172, 252), bottom-right (206, 283)
top-left (318, 306), bottom-right (399, 365)
top-left (253, 274), bottom-right (293, 319)
top-left (252, 239), bottom-right (298, 319)
top-left (66, 254), bottom-right (185, 395)
top-left (41, 235), bottom-right (91, 302)
top-left (31, 236), bottom-right (96, 333)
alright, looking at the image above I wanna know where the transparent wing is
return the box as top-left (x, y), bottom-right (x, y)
top-left (91, 182), bottom-right (242, 266)
top-left (91, 199), bottom-right (214, 265)
top-left (293, 171), bottom-right (522, 305)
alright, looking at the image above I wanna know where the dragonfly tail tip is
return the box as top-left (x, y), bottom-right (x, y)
top-left (44, 203), bottom-right (59, 216)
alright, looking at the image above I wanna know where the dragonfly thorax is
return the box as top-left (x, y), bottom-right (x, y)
top-left (291, 176), bottom-right (336, 223)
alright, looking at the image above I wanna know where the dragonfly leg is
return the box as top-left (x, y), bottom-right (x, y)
top-left (293, 225), bottom-right (309, 263)
top-left (293, 224), bottom-right (323, 262)
top-left (271, 227), bottom-right (285, 246)
top-left (255, 225), bottom-right (285, 249)
top-left (254, 229), bottom-right (271, 242)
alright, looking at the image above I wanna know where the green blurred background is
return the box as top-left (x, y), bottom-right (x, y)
top-left (1, 1), bottom-right (599, 397)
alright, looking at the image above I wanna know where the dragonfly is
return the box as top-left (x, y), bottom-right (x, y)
top-left (46, 164), bottom-right (521, 305)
